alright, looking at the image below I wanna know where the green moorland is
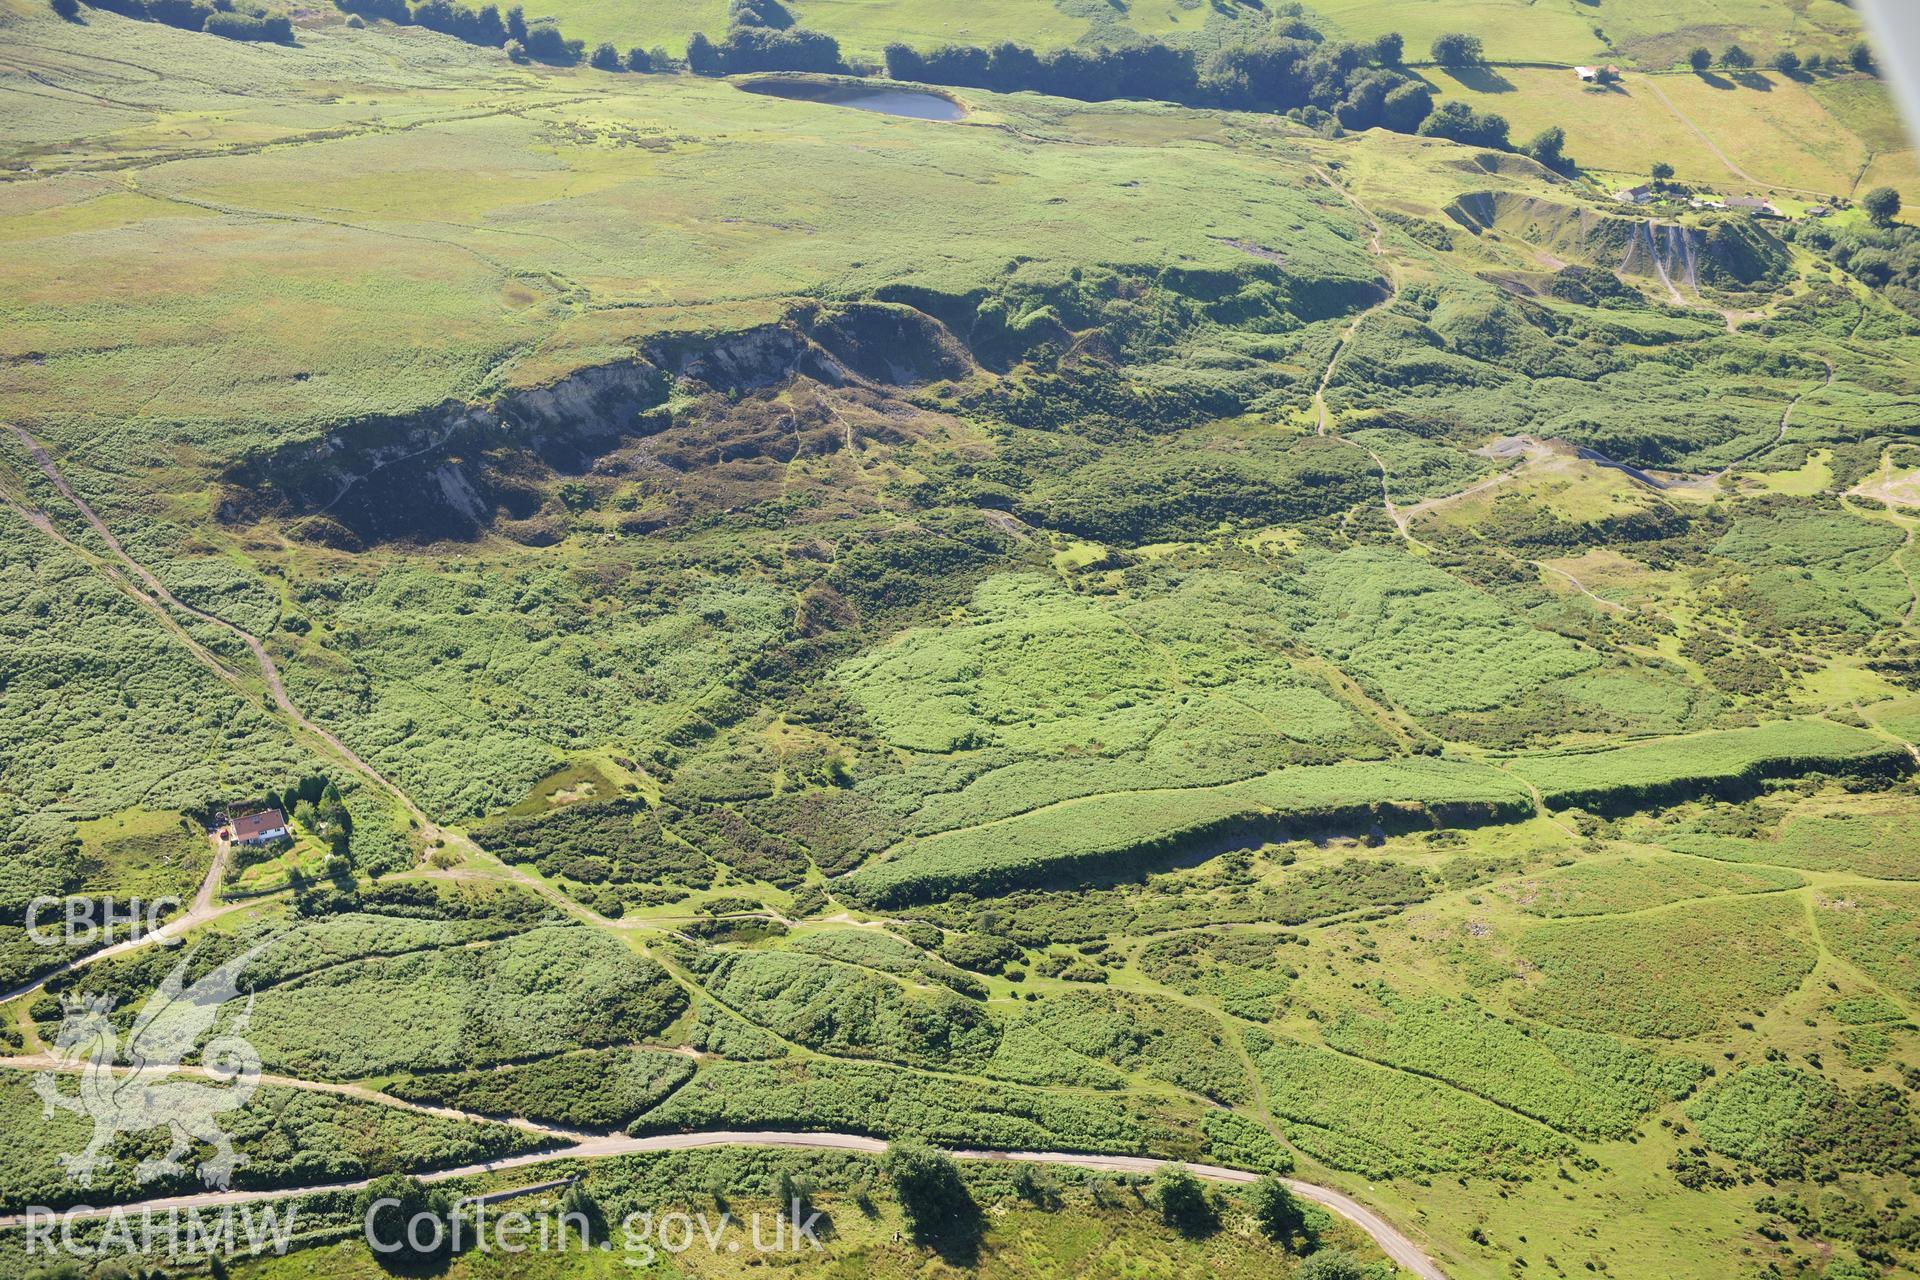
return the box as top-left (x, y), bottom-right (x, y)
top-left (3, 1), bottom-right (1920, 1279)
top-left (373, 0), bottom-right (1875, 72)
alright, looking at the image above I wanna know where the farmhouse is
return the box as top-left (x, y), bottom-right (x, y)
top-left (231, 808), bottom-right (289, 845)
top-left (1576, 66), bottom-right (1598, 82)
top-left (1726, 195), bottom-right (1780, 216)
top-left (1614, 184), bottom-right (1654, 205)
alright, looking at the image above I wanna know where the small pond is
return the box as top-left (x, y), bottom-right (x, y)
top-left (742, 80), bottom-right (966, 121)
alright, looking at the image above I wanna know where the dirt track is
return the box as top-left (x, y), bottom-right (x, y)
top-left (0, 1131), bottom-right (1446, 1278)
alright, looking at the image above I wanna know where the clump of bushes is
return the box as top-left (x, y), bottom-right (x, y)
top-left (68, 0), bottom-right (293, 41)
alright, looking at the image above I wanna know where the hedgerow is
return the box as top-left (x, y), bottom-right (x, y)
top-left (237, 925), bottom-right (687, 1078)
top-left (998, 990), bottom-right (1251, 1104)
top-left (1510, 721), bottom-right (1909, 810)
top-left (1813, 887), bottom-right (1920, 1003)
top-left (1512, 896), bottom-right (1816, 1039)
top-left (386, 1047), bottom-right (696, 1131)
top-left (0, 1074), bottom-right (547, 1214)
top-left (473, 798), bottom-right (714, 889)
top-left (1251, 1036), bottom-right (1571, 1177)
top-left (632, 1059), bottom-right (1206, 1159)
top-left (1498, 855), bottom-right (1802, 916)
top-left (1324, 992), bottom-right (1704, 1138)
top-left (676, 948), bottom-right (998, 1070)
top-left (843, 759), bottom-right (1529, 906)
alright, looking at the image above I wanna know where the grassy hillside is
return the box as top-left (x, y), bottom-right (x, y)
top-left (1426, 64), bottom-right (1916, 201)
top-left (0, 11), bottom-right (1376, 459)
top-left (3, 4), bottom-right (1920, 1280)
top-left (385, 0), bottom-right (1870, 69)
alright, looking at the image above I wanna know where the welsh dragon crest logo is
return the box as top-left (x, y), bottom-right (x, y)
top-left (32, 943), bottom-right (270, 1190)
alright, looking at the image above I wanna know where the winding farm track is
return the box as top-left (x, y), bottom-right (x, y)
top-left (1303, 168), bottom-right (1438, 553)
top-left (0, 425), bottom-right (1451, 1279)
top-left (0, 1133), bottom-right (1447, 1279)
top-left (0, 842), bottom-right (236, 1008)
top-left (1707, 358), bottom-right (1835, 481)
top-left (1637, 76), bottom-right (1833, 199)
top-left (1537, 563), bottom-right (1629, 613)
top-left (5, 424), bottom-right (432, 833)
top-left (1309, 168), bottom-right (1395, 438)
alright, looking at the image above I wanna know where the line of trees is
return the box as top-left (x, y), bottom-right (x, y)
top-left (589, 42), bottom-right (671, 72)
top-left (334, 0), bottom-right (588, 63)
top-left (57, 0), bottom-right (292, 42)
top-left (687, 23), bottom-right (843, 75)
top-left (1687, 41), bottom-right (1875, 74)
top-left (882, 24), bottom-right (1451, 138)
top-left (329, 0), bottom-right (851, 77)
top-left (1429, 32), bottom-right (1482, 67)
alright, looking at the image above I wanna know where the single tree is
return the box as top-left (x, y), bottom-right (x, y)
top-left (1804, 51), bottom-right (1825, 71)
top-left (589, 41), bottom-right (620, 70)
top-left (625, 46), bottom-right (650, 71)
top-left (883, 41), bottom-right (923, 79)
top-left (1850, 246), bottom-right (1895, 286)
top-left (1372, 31), bottom-right (1403, 65)
top-left (1155, 1165), bottom-right (1216, 1237)
top-left (1687, 46), bottom-right (1711, 72)
top-left (686, 30), bottom-right (720, 74)
top-left (883, 1142), bottom-right (977, 1245)
top-left (1296, 1250), bottom-right (1371, 1280)
top-left (1863, 185), bottom-right (1902, 225)
top-left (1722, 45), bottom-right (1753, 69)
top-left (559, 1183), bottom-right (607, 1246)
top-left (984, 40), bottom-right (1041, 92)
top-left (504, 36), bottom-right (526, 61)
top-left (355, 1175), bottom-right (453, 1269)
top-left (1380, 79), bottom-right (1433, 132)
top-left (1772, 50), bottom-right (1800, 75)
top-left (1651, 160), bottom-right (1675, 180)
top-left (1430, 32), bottom-right (1483, 67)
top-left (51, 0), bottom-right (81, 20)
top-left (1850, 39), bottom-right (1874, 73)
top-left (775, 1170), bottom-right (816, 1220)
top-left (1416, 99), bottom-right (1510, 149)
top-left (1524, 124), bottom-right (1574, 175)
top-left (1248, 1176), bottom-right (1312, 1246)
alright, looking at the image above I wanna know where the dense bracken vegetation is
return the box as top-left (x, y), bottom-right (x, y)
top-left (5, 5), bottom-right (1920, 1277)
